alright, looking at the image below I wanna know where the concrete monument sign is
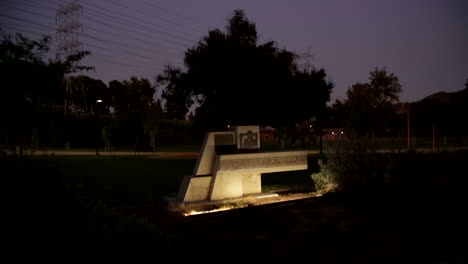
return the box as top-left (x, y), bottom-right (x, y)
top-left (177, 126), bottom-right (308, 202)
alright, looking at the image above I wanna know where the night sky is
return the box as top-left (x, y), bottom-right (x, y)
top-left (1, 0), bottom-right (467, 102)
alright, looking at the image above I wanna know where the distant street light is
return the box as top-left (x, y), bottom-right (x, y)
top-left (96, 99), bottom-right (102, 103)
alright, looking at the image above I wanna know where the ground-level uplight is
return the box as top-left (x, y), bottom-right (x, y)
top-left (184, 206), bottom-right (234, 216)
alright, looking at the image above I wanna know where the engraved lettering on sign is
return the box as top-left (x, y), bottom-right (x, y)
top-left (219, 155), bottom-right (306, 171)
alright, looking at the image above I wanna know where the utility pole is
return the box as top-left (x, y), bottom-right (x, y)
top-left (56, 0), bottom-right (83, 113)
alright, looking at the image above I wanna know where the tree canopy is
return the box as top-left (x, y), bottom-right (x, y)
top-left (0, 30), bottom-right (92, 154)
top-left (344, 67), bottom-right (402, 137)
top-left (0, 30), bottom-right (93, 110)
top-left (157, 10), bottom-right (333, 129)
top-left (109, 77), bottom-right (156, 115)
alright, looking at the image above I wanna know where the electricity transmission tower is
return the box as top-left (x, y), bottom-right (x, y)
top-left (296, 47), bottom-right (315, 72)
top-left (56, 0), bottom-right (84, 112)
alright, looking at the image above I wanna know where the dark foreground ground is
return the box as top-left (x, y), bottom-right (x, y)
top-left (8, 191), bottom-right (465, 263)
top-left (4, 152), bottom-right (467, 263)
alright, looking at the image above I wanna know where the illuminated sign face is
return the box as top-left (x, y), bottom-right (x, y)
top-left (239, 130), bottom-right (258, 149)
top-left (233, 126), bottom-right (260, 149)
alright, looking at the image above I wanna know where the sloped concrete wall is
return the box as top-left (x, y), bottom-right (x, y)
top-left (179, 176), bottom-right (213, 202)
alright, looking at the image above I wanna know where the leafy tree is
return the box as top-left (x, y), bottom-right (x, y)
top-left (0, 30), bottom-right (91, 155)
top-left (143, 101), bottom-right (166, 153)
top-left (368, 68), bottom-right (402, 106)
top-left (156, 66), bottom-right (193, 119)
top-left (68, 75), bottom-right (109, 113)
top-left (158, 10), bottom-right (333, 130)
top-left (344, 67), bottom-right (402, 137)
top-left (108, 77), bottom-right (156, 150)
top-left (109, 77), bottom-right (155, 115)
top-left (327, 100), bottom-right (347, 128)
top-left (1, 32), bottom-right (50, 111)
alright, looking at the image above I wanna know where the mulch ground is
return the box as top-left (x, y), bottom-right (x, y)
top-left (163, 191), bottom-right (461, 263)
top-left (7, 187), bottom-right (464, 263)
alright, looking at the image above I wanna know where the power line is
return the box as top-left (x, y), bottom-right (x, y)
top-left (79, 7), bottom-right (196, 51)
top-left (0, 7), bottom-right (55, 27)
top-left (6, 0), bottom-right (195, 52)
top-left (81, 32), bottom-right (178, 60)
top-left (80, 13), bottom-right (190, 53)
top-left (4, 0), bottom-right (197, 59)
top-left (2, 0), bottom-right (200, 65)
top-left (1, 15), bottom-right (160, 80)
top-left (138, 0), bottom-right (212, 31)
top-left (68, 45), bottom-right (163, 74)
top-left (55, 43), bottom-right (160, 80)
top-left (78, 6), bottom-right (197, 46)
top-left (80, 40), bottom-right (167, 66)
top-left (82, 0), bottom-right (206, 36)
top-left (0, 10), bottom-right (183, 62)
top-left (55, 0), bottom-right (202, 45)
top-left (1, 1), bottom-right (189, 81)
top-left (8, 0), bottom-right (207, 41)
top-left (0, 13), bottom-right (56, 33)
top-left (0, 23), bottom-right (53, 42)
top-left (0, 14), bottom-right (174, 63)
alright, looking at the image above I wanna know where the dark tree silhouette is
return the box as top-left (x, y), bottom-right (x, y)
top-left (68, 75), bottom-right (109, 112)
top-left (0, 31), bottom-right (92, 155)
top-left (344, 67), bottom-right (402, 137)
top-left (108, 77), bottom-right (157, 150)
top-left (109, 77), bottom-right (155, 115)
top-left (156, 66), bottom-right (193, 120)
top-left (157, 10), bottom-right (333, 130)
top-left (411, 82), bottom-right (468, 139)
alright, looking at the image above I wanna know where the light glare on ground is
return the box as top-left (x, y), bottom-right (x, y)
top-left (183, 185), bottom-right (336, 217)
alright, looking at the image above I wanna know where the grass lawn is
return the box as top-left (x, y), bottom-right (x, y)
top-left (3, 155), bottom-right (318, 206)
top-left (41, 143), bottom-right (202, 153)
top-left (4, 156), bottom-right (197, 205)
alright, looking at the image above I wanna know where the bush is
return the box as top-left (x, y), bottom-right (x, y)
top-left (311, 139), bottom-right (399, 193)
top-left (310, 159), bottom-right (337, 192)
top-left (312, 142), bottom-right (468, 197)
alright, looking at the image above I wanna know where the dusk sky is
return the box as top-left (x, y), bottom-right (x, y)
top-left (1, 0), bottom-right (467, 102)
